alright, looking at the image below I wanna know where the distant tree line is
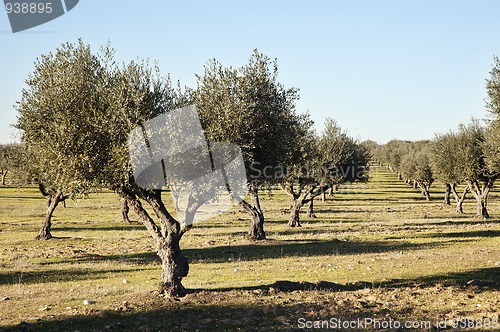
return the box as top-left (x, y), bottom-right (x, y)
top-left (367, 57), bottom-right (500, 218)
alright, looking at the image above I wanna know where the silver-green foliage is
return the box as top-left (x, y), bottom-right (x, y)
top-left (15, 40), bottom-right (109, 198)
top-left (194, 50), bottom-right (311, 180)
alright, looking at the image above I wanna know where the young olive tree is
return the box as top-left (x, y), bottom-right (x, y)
top-left (193, 50), bottom-right (307, 240)
top-left (15, 40), bottom-right (109, 240)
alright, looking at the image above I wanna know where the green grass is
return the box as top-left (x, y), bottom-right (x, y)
top-left (0, 166), bottom-right (499, 331)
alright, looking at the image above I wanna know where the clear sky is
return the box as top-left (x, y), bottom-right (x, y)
top-left (1, 0), bottom-right (500, 144)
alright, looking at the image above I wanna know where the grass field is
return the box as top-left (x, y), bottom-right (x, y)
top-left (0, 166), bottom-right (499, 331)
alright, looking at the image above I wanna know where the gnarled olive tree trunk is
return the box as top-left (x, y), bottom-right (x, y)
top-left (120, 189), bottom-right (189, 297)
top-left (467, 178), bottom-right (496, 219)
top-left (282, 183), bottom-right (329, 227)
top-left (289, 199), bottom-right (303, 227)
top-left (35, 191), bottom-right (64, 240)
top-left (443, 183), bottom-right (451, 205)
top-left (450, 184), bottom-right (468, 214)
top-left (416, 180), bottom-right (433, 201)
top-left (240, 183), bottom-right (265, 240)
top-left (307, 197), bottom-right (317, 218)
top-left (247, 208), bottom-right (265, 240)
top-left (1, 170), bottom-right (7, 186)
top-left (120, 197), bottom-right (131, 222)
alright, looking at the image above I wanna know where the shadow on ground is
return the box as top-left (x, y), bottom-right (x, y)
top-left (39, 237), bottom-right (456, 267)
top-left (2, 267), bottom-right (498, 332)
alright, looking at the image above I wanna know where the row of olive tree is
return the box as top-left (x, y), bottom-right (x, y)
top-left (280, 118), bottom-right (370, 227)
top-left (372, 139), bottom-right (435, 200)
top-left (0, 143), bottom-right (22, 186)
top-left (13, 40), bottom-right (369, 296)
top-left (371, 57), bottom-right (500, 218)
top-left (429, 55), bottom-right (500, 218)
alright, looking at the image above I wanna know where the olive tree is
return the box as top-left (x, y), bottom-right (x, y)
top-left (15, 40), bottom-right (109, 240)
top-left (16, 40), bottom-right (193, 296)
top-left (430, 132), bottom-right (469, 212)
top-left (381, 140), bottom-right (411, 179)
top-left (0, 144), bottom-right (21, 185)
top-left (399, 143), bottom-right (434, 201)
top-left (281, 118), bottom-right (369, 227)
top-left (99, 55), bottom-right (192, 296)
top-left (484, 56), bottom-right (500, 193)
top-left (193, 50), bottom-right (308, 240)
top-left (455, 121), bottom-right (496, 218)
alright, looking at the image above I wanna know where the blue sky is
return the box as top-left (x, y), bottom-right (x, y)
top-left (1, 0), bottom-right (500, 144)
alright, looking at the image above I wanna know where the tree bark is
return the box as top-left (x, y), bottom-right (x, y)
top-left (1, 170), bottom-right (6, 186)
top-left (144, 190), bottom-right (189, 297)
top-left (289, 199), bottom-right (302, 227)
top-left (236, 183), bottom-right (266, 240)
top-left (467, 178), bottom-right (495, 219)
top-left (157, 234), bottom-right (188, 297)
top-left (416, 180), bottom-right (433, 201)
top-left (307, 197), bottom-right (317, 218)
top-left (248, 208), bottom-right (265, 240)
top-left (281, 183), bottom-right (330, 227)
top-left (477, 197), bottom-right (489, 219)
top-left (35, 191), bottom-right (63, 240)
top-left (450, 184), bottom-right (468, 214)
top-left (443, 183), bottom-right (451, 205)
top-left (121, 197), bottom-right (131, 222)
top-left (248, 183), bottom-right (265, 240)
top-left (121, 189), bottom-right (189, 297)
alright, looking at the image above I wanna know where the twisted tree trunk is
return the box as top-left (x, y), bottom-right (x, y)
top-left (450, 184), bottom-right (468, 214)
top-left (467, 178), bottom-right (495, 219)
top-left (235, 183), bottom-right (266, 240)
top-left (1, 170), bottom-right (7, 186)
top-left (307, 197), bottom-right (317, 218)
top-left (281, 183), bottom-right (329, 227)
top-left (289, 199), bottom-right (303, 227)
top-left (120, 189), bottom-right (189, 297)
top-left (121, 197), bottom-right (131, 222)
top-left (443, 183), bottom-right (451, 205)
top-left (35, 191), bottom-right (63, 240)
top-left (416, 180), bottom-right (433, 201)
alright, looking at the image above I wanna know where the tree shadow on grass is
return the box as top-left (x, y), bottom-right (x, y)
top-left (44, 237), bottom-right (461, 267)
top-left (3, 267), bottom-right (498, 332)
top-left (191, 266), bottom-right (500, 294)
top-left (52, 223), bottom-right (144, 232)
top-left (43, 234), bottom-right (471, 269)
top-left (383, 229), bottom-right (500, 240)
top-left (47, 240), bottom-right (458, 264)
top-left (0, 303), bottom-right (292, 332)
top-left (184, 238), bottom-right (465, 264)
top-left (414, 229), bottom-right (500, 239)
top-left (402, 219), bottom-right (500, 226)
top-left (0, 267), bottom-right (139, 286)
